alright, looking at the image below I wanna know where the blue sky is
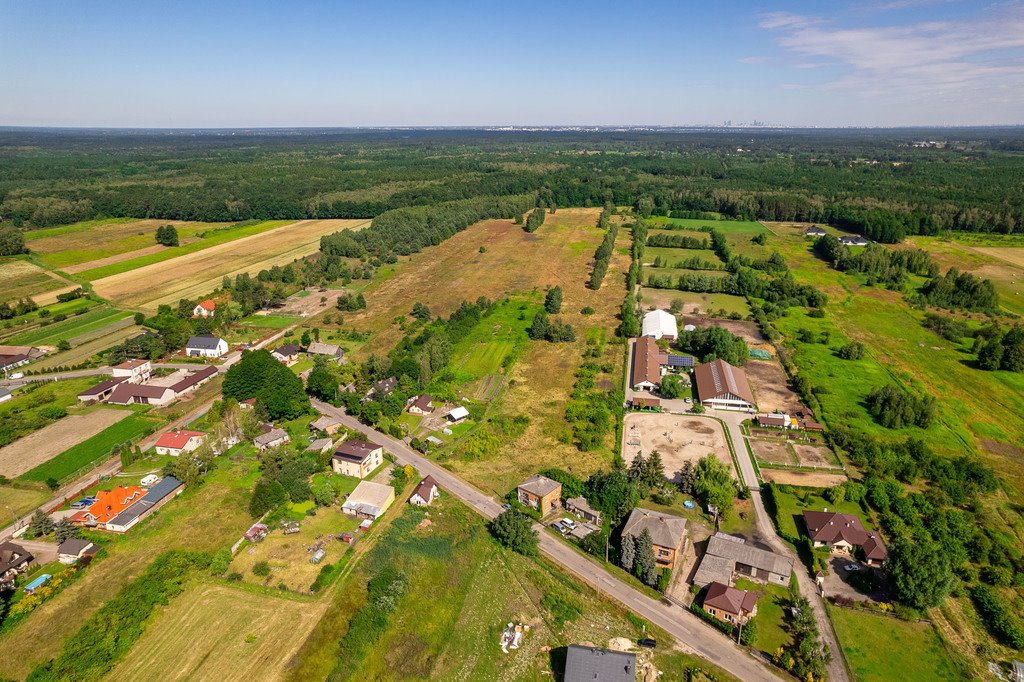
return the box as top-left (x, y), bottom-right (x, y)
top-left (1, 0), bottom-right (1022, 127)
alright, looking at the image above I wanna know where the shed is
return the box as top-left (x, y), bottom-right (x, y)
top-left (445, 406), bottom-right (470, 423)
top-left (343, 480), bottom-right (396, 520)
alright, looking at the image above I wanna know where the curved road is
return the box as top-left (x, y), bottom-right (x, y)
top-left (312, 399), bottom-right (785, 681)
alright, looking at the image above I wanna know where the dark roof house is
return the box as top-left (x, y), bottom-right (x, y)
top-left (803, 510), bottom-right (888, 563)
top-left (564, 644), bottom-right (636, 682)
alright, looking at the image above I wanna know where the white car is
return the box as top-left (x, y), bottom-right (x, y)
top-left (561, 518), bottom-right (577, 530)
top-left (844, 563), bottom-right (861, 572)
top-left (9, 372), bottom-right (23, 379)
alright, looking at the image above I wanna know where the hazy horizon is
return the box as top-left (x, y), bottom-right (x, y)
top-left (3, 0), bottom-right (1023, 128)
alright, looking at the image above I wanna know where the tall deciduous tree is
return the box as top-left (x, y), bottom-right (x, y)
top-left (489, 510), bottom-right (538, 556)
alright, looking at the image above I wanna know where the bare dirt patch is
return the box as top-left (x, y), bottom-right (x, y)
top-left (275, 288), bottom-right (349, 317)
top-left (760, 468), bottom-right (847, 488)
top-left (0, 409), bottom-right (129, 478)
top-left (742, 360), bottom-right (804, 414)
top-left (749, 439), bottom-right (795, 465)
top-left (92, 219), bottom-right (369, 310)
top-left (688, 318), bottom-right (766, 346)
top-left (106, 582), bottom-right (328, 682)
top-left (622, 412), bottom-right (735, 481)
top-left (792, 443), bottom-right (840, 467)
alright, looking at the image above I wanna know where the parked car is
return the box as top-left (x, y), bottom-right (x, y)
top-left (844, 563), bottom-right (861, 572)
top-left (501, 503), bottom-right (512, 511)
top-left (9, 372), bottom-right (23, 379)
top-left (638, 638), bottom-right (657, 649)
top-left (551, 521), bottom-right (567, 534)
top-left (561, 518), bottom-right (577, 530)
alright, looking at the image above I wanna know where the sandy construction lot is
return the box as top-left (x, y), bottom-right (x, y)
top-left (743, 360), bottom-right (804, 414)
top-left (792, 443), bottom-right (840, 467)
top-left (0, 409), bottom-right (129, 478)
top-left (760, 468), bottom-right (847, 488)
top-left (750, 439), bottom-right (795, 465)
top-left (91, 219), bottom-right (369, 310)
top-left (623, 412), bottom-right (735, 481)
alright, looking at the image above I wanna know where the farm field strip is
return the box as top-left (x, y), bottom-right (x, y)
top-left (31, 324), bottom-right (143, 370)
top-left (90, 219), bottom-right (369, 310)
top-left (19, 413), bottom-right (155, 482)
top-left (9, 306), bottom-right (129, 345)
top-left (0, 259), bottom-right (70, 303)
top-left (0, 409), bottom-right (130, 479)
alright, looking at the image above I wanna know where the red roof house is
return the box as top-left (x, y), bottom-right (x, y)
top-left (154, 430), bottom-right (207, 456)
top-left (70, 487), bottom-right (146, 527)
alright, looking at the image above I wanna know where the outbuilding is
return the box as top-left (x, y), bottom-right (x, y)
top-left (642, 309), bottom-right (678, 341)
top-left (342, 480), bottom-right (395, 520)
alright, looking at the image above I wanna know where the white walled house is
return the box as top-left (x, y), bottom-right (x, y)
top-left (185, 335), bottom-right (228, 358)
top-left (111, 359), bottom-right (151, 383)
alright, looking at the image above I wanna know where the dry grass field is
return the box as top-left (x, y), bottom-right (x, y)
top-left (104, 583), bottom-right (328, 682)
top-left (0, 259), bottom-right (71, 303)
top-left (760, 468), bottom-right (848, 487)
top-left (791, 443), bottom-right (840, 467)
top-left (91, 219), bottom-right (369, 310)
top-left (27, 218), bottom-right (231, 270)
top-left (622, 413), bottom-right (735, 481)
top-left (0, 409), bottom-right (130, 478)
top-left (0, 482), bottom-right (50, 520)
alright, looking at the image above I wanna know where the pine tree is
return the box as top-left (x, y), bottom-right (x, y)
top-left (628, 452), bottom-right (648, 484)
top-left (54, 517), bottom-right (81, 544)
top-left (647, 451), bottom-right (665, 486)
top-left (27, 509), bottom-right (53, 538)
top-left (635, 529), bottom-right (658, 585)
top-left (528, 311), bottom-right (550, 340)
top-left (620, 532), bottom-right (636, 572)
top-left (544, 286), bottom-right (563, 314)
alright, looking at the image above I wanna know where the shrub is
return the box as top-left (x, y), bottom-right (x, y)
top-left (252, 561), bottom-right (271, 577)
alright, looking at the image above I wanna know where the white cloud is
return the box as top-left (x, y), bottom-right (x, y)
top-left (761, 6), bottom-right (1024, 113)
top-left (738, 56), bottom-right (768, 64)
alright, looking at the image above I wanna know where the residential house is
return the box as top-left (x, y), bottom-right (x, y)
top-left (240, 398), bottom-right (257, 410)
top-left (365, 376), bottom-right (397, 400)
top-left (622, 508), bottom-right (688, 570)
top-left (409, 475), bottom-right (440, 506)
top-left (169, 365), bottom-right (218, 396)
top-left (254, 427), bottom-right (290, 451)
top-left (342, 480), bottom-right (395, 520)
top-left (192, 300), bottom-right (216, 318)
top-left (564, 645), bottom-right (636, 682)
top-left (565, 496), bottom-right (602, 525)
top-left (310, 415), bottom-right (343, 436)
top-left (0, 541), bottom-right (34, 588)
top-left (57, 538), bottom-right (99, 565)
top-left (185, 335), bottom-right (228, 358)
top-left (105, 476), bottom-right (185, 533)
top-left (805, 226), bottom-right (827, 237)
top-left (840, 235), bottom-right (869, 247)
top-left (702, 581), bottom-right (758, 625)
top-left (693, 532), bottom-right (794, 587)
top-left (306, 341), bottom-right (345, 362)
top-left (693, 359), bottom-right (756, 411)
top-left (77, 376), bottom-right (128, 403)
top-left (271, 343), bottom-right (301, 366)
top-left (106, 382), bottom-right (176, 406)
top-left (0, 345), bottom-right (39, 374)
top-left (154, 430), bottom-right (207, 456)
top-left (331, 439), bottom-right (384, 478)
top-left (517, 474), bottom-right (562, 516)
top-left (445, 406), bottom-right (469, 423)
top-left (112, 358), bottom-right (152, 383)
top-left (642, 309), bottom-right (678, 341)
top-left (69, 486), bottom-right (146, 528)
top-left (803, 510), bottom-right (888, 566)
top-left (408, 394), bottom-right (434, 415)
top-left (630, 336), bottom-right (663, 391)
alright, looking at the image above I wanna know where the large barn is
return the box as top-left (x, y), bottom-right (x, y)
top-left (642, 309), bottom-right (678, 341)
top-left (693, 358), bottom-right (755, 411)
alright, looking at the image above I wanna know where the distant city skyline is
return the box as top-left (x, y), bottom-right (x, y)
top-left (2, 0), bottom-right (1023, 128)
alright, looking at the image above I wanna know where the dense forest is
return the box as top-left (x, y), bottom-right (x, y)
top-left (2, 128), bottom-right (1024, 242)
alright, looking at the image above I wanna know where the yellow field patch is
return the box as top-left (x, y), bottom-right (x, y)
top-left (105, 582), bottom-right (328, 682)
top-left (0, 409), bottom-right (130, 478)
top-left (0, 259), bottom-right (72, 303)
top-left (90, 219), bottom-right (369, 310)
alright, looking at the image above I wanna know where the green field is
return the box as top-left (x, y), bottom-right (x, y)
top-left (77, 220), bottom-right (294, 281)
top-left (287, 496), bottom-right (687, 681)
top-left (240, 313), bottom-right (303, 329)
top-left (0, 483), bottom-right (51, 520)
top-left (735, 578), bottom-right (791, 656)
top-left (830, 606), bottom-right (964, 682)
top-left (19, 413), bottom-right (156, 483)
top-left (646, 246), bottom-right (723, 267)
top-left (448, 298), bottom-right (539, 381)
top-left (11, 308), bottom-right (133, 347)
top-left (649, 216), bottom-right (769, 236)
top-left (23, 217), bottom-right (136, 240)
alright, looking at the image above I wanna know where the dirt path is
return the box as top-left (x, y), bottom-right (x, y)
top-left (0, 409), bottom-right (129, 478)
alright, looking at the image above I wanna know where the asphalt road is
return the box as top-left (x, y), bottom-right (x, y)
top-left (312, 399), bottom-right (785, 681)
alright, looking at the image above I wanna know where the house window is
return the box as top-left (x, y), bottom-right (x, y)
top-left (725, 614), bottom-right (733, 622)
top-left (658, 549), bottom-right (671, 557)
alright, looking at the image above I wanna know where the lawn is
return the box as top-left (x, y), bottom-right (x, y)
top-left (766, 485), bottom-right (870, 545)
top-left (18, 414), bottom-right (157, 483)
top-left (448, 297), bottom-right (538, 382)
top-left (0, 377), bottom-right (97, 448)
top-left (9, 306), bottom-right (131, 345)
top-left (830, 606), bottom-right (964, 682)
top-left (0, 482), bottom-right (50, 521)
top-left (735, 578), bottom-right (791, 657)
top-left (645, 246), bottom-right (723, 267)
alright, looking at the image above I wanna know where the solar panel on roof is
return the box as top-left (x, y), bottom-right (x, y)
top-left (667, 355), bottom-right (695, 367)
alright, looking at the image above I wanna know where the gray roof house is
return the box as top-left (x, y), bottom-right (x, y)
top-left (693, 532), bottom-right (794, 587)
top-left (254, 427), bottom-right (290, 450)
top-left (622, 508), bottom-right (687, 569)
top-left (564, 644), bottom-right (636, 682)
top-left (307, 341), bottom-right (344, 361)
top-left (105, 476), bottom-right (185, 533)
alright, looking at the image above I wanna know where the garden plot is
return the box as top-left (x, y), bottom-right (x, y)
top-left (0, 409), bottom-right (129, 478)
top-left (749, 439), bottom-right (796, 466)
top-left (792, 443), bottom-right (841, 468)
top-left (622, 412), bottom-right (735, 481)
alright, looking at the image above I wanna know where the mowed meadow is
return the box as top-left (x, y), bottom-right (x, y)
top-left (89, 218), bottom-right (369, 310)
